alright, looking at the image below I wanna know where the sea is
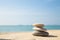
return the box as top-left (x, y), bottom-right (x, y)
top-left (0, 25), bottom-right (60, 32)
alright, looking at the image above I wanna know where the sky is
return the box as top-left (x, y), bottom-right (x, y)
top-left (0, 0), bottom-right (60, 25)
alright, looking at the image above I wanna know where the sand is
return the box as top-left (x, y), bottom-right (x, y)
top-left (0, 30), bottom-right (60, 40)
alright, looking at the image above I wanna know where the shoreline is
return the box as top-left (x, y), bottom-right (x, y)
top-left (0, 30), bottom-right (60, 33)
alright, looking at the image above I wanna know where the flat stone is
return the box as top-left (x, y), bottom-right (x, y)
top-left (33, 27), bottom-right (47, 32)
top-left (33, 24), bottom-right (44, 28)
top-left (32, 31), bottom-right (49, 36)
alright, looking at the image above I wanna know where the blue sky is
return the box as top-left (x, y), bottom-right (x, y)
top-left (0, 0), bottom-right (60, 25)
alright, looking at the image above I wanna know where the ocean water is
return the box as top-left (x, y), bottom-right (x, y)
top-left (0, 25), bottom-right (60, 32)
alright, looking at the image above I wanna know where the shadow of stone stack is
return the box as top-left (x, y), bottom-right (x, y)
top-left (32, 24), bottom-right (49, 37)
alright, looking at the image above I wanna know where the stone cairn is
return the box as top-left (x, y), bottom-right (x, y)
top-left (32, 24), bottom-right (49, 37)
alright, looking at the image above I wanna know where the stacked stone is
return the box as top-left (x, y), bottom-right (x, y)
top-left (32, 24), bottom-right (49, 37)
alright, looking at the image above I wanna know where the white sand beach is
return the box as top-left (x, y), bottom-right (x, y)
top-left (0, 30), bottom-right (60, 40)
